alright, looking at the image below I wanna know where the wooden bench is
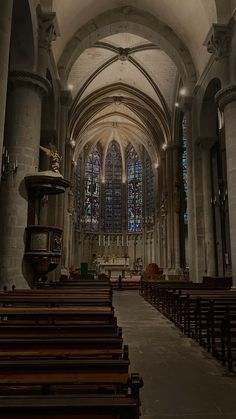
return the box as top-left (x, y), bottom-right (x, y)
top-left (0, 392), bottom-right (142, 419)
top-left (0, 280), bottom-right (143, 417)
top-left (0, 358), bottom-right (131, 394)
top-left (140, 280), bottom-right (236, 373)
top-left (221, 311), bottom-right (236, 371)
top-left (0, 337), bottom-right (128, 360)
top-left (0, 306), bottom-right (116, 325)
top-left (0, 324), bottom-right (122, 339)
top-left (0, 294), bottom-right (112, 307)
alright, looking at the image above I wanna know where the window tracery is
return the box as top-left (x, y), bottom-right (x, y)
top-left (128, 146), bottom-right (143, 232)
top-left (84, 148), bottom-right (100, 229)
top-left (146, 155), bottom-right (153, 211)
top-left (105, 141), bottom-right (122, 232)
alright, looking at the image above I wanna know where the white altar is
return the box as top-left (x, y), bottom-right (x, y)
top-left (96, 256), bottom-right (130, 278)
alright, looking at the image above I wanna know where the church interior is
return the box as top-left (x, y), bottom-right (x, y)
top-left (1, 0), bottom-right (236, 418)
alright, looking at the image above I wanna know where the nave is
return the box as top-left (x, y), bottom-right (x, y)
top-left (114, 291), bottom-right (236, 419)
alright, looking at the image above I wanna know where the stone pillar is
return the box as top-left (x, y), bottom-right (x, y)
top-left (216, 85), bottom-right (236, 285)
top-left (63, 143), bottom-right (74, 270)
top-left (143, 228), bottom-right (147, 268)
top-left (0, 71), bottom-right (50, 288)
top-left (199, 137), bottom-right (216, 276)
top-left (0, 0), bottom-right (13, 180)
top-left (56, 90), bottom-right (72, 229)
top-left (37, 7), bottom-right (58, 77)
top-left (183, 99), bottom-right (197, 281)
top-left (172, 145), bottom-right (181, 271)
top-left (165, 146), bottom-right (173, 269)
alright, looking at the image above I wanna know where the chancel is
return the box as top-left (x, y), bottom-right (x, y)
top-left (1, 0), bottom-right (236, 418)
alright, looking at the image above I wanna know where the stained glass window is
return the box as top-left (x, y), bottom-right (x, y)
top-left (182, 115), bottom-right (188, 224)
top-left (105, 141), bottom-right (122, 232)
top-left (128, 146), bottom-right (143, 232)
top-left (84, 148), bottom-right (100, 229)
top-left (76, 157), bottom-right (81, 224)
top-left (146, 155), bottom-right (153, 211)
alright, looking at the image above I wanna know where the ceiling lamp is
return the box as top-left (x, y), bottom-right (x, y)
top-left (179, 87), bottom-right (187, 96)
top-left (67, 83), bottom-right (74, 91)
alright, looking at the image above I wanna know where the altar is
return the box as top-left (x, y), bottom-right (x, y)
top-left (96, 256), bottom-right (130, 278)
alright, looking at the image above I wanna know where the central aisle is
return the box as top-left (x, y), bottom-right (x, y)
top-left (113, 290), bottom-right (236, 419)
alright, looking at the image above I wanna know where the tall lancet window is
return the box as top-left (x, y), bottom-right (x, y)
top-left (84, 148), bottom-right (100, 229)
top-left (181, 115), bottom-right (188, 225)
top-left (127, 146), bottom-right (143, 232)
top-left (146, 155), bottom-right (153, 211)
top-left (105, 141), bottom-right (122, 232)
top-left (76, 156), bottom-right (82, 224)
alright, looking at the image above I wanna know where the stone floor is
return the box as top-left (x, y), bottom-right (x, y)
top-left (113, 290), bottom-right (236, 419)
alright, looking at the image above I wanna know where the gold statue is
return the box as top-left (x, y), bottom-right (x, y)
top-left (40, 143), bottom-right (62, 173)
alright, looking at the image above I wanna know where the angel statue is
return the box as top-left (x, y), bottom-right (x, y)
top-left (40, 143), bottom-right (62, 173)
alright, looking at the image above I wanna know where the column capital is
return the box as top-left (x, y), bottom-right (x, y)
top-left (9, 70), bottom-right (51, 96)
top-left (37, 6), bottom-right (59, 50)
top-left (60, 90), bottom-right (73, 107)
top-left (215, 84), bottom-right (236, 111)
top-left (203, 22), bottom-right (234, 61)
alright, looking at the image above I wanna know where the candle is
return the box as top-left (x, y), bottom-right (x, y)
top-left (103, 235), bottom-right (105, 246)
top-left (121, 235), bottom-right (124, 246)
top-left (98, 235), bottom-right (101, 246)
top-left (108, 235), bottom-right (110, 246)
top-left (117, 236), bottom-right (119, 246)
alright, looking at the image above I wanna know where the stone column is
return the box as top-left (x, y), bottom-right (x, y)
top-left (56, 90), bottom-right (72, 228)
top-left (0, 71), bottom-right (50, 288)
top-left (37, 7), bottom-right (58, 77)
top-left (216, 85), bottom-right (236, 285)
top-left (63, 143), bottom-right (74, 270)
top-left (165, 147), bottom-right (172, 269)
top-left (199, 137), bottom-right (216, 276)
top-left (143, 228), bottom-right (147, 268)
top-left (172, 145), bottom-right (182, 271)
top-left (0, 0), bottom-right (13, 180)
top-left (182, 98), bottom-right (197, 281)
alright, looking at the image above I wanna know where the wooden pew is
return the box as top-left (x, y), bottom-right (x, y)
top-left (0, 294), bottom-right (112, 307)
top-left (0, 306), bottom-right (116, 325)
top-left (0, 393), bottom-right (141, 419)
top-left (0, 358), bottom-right (130, 395)
top-left (0, 324), bottom-right (122, 339)
top-left (0, 337), bottom-right (128, 360)
top-left (140, 279), bottom-right (236, 374)
top-left (0, 280), bottom-right (143, 418)
top-left (220, 311), bottom-right (236, 371)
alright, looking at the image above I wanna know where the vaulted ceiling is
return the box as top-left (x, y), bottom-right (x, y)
top-left (40, 0), bottom-right (235, 164)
